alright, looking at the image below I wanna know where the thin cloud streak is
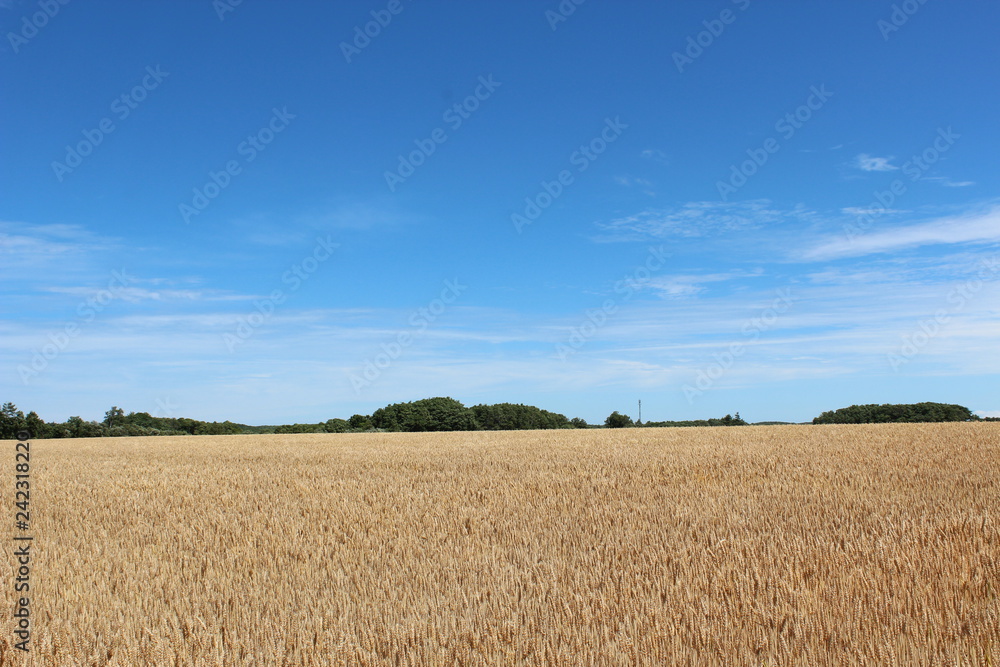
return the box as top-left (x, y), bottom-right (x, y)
top-left (801, 205), bottom-right (1000, 261)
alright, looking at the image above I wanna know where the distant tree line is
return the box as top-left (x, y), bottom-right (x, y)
top-left (3, 399), bottom-right (993, 440)
top-left (0, 402), bottom-right (247, 439)
top-left (812, 402), bottom-right (987, 424)
top-left (0, 398), bottom-right (588, 439)
top-left (640, 413), bottom-right (749, 428)
top-left (604, 411), bottom-right (748, 428)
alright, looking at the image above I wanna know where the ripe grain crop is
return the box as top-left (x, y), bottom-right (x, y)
top-left (1, 423), bottom-right (998, 665)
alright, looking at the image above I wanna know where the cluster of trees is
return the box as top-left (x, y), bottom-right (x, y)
top-left (605, 411), bottom-right (634, 428)
top-left (270, 415), bottom-right (382, 434)
top-left (812, 402), bottom-right (984, 424)
top-left (0, 403), bottom-right (41, 440)
top-left (371, 397), bottom-right (479, 432)
top-left (370, 398), bottom-right (581, 432)
top-left (473, 403), bottom-right (580, 430)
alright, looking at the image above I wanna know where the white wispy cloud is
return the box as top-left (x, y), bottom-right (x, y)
top-left (594, 200), bottom-right (811, 242)
top-left (841, 206), bottom-right (907, 217)
top-left (646, 269), bottom-right (764, 298)
top-left (0, 222), bottom-right (114, 263)
top-left (801, 204), bottom-right (1000, 261)
top-left (40, 286), bottom-right (206, 302)
top-left (0, 222), bottom-right (127, 291)
top-left (922, 176), bottom-right (976, 188)
top-left (855, 153), bottom-right (899, 172)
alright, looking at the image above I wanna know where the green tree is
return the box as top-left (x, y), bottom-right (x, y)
top-left (44, 422), bottom-right (72, 438)
top-left (422, 397), bottom-right (478, 431)
top-left (0, 403), bottom-right (26, 439)
top-left (324, 418), bottom-right (349, 433)
top-left (124, 411), bottom-right (157, 429)
top-left (372, 401), bottom-right (430, 431)
top-left (24, 411), bottom-right (45, 439)
top-left (66, 416), bottom-right (85, 438)
top-left (348, 414), bottom-right (373, 431)
top-left (104, 406), bottom-right (125, 429)
top-left (174, 418), bottom-right (201, 435)
top-left (195, 421), bottom-right (244, 435)
top-left (372, 398), bottom-right (478, 432)
top-left (605, 411), bottom-right (634, 428)
top-left (470, 403), bottom-right (571, 430)
top-left (719, 413), bottom-right (749, 426)
top-left (63, 417), bottom-right (105, 437)
top-left (570, 417), bottom-right (589, 429)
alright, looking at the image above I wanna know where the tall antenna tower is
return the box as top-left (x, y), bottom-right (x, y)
top-left (638, 399), bottom-right (641, 424)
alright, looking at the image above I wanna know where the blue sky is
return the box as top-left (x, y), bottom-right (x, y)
top-left (2, 0), bottom-right (999, 425)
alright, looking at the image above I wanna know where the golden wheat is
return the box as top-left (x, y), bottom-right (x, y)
top-left (1, 423), bottom-right (998, 665)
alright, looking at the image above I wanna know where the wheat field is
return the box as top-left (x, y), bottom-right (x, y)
top-left (1, 423), bottom-right (998, 665)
